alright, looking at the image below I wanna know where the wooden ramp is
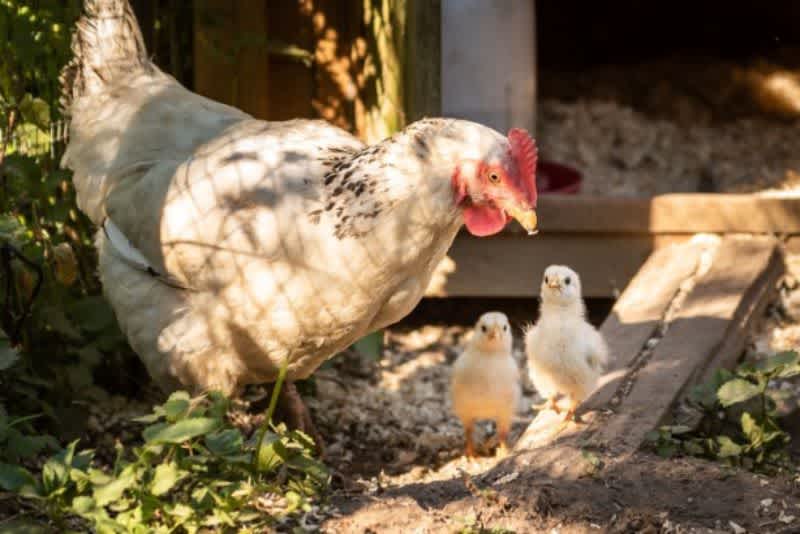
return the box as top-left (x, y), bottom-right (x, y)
top-left (512, 235), bottom-right (784, 475)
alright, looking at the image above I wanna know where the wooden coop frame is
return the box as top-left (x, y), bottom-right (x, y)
top-left (183, 1), bottom-right (800, 300)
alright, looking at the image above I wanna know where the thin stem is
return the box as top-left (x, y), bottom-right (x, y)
top-left (252, 356), bottom-right (289, 469)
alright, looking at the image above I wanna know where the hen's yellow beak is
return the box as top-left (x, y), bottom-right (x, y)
top-left (505, 205), bottom-right (538, 235)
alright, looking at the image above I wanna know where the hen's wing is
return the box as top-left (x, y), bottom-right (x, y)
top-left (101, 118), bottom-right (364, 291)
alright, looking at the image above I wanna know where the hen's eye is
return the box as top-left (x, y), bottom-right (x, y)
top-left (481, 325), bottom-right (487, 333)
top-left (565, 277), bottom-right (571, 285)
top-left (488, 172), bottom-right (500, 183)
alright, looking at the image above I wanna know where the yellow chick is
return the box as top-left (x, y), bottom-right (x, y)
top-left (451, 312), bottom-right (520, 457)
top-left (524, 265), bottom-right (609, 421)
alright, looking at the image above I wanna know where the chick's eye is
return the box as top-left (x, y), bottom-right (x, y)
top-left (544, 276), bottom-right (549, 284)
top-left (488, 171), bottom-right (500, 183)
top-left (503, 324), bottom-right (508, 332)
top-left (565, 277), bottom-right (571, 285)
top-left (481, 325), bottom-right (487, 333)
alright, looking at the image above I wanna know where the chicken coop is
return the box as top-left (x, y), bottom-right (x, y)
top-left (133, 0), bottom-right (800, 300)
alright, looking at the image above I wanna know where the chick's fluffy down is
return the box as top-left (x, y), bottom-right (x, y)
top-left (525, 265), bottom-right (609, 406)
top-left (451, 312), bottom-right (520, 431)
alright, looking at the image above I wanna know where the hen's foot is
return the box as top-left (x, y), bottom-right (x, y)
top-left (273, 382), bottom-right (325, 456)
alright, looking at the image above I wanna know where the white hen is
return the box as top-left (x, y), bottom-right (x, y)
top-left (451, 312), bottom-right (520, 457)
top-left (524, 266), bottom-right (609, 420)
top-left (59, 0), bottom-right (539, 430)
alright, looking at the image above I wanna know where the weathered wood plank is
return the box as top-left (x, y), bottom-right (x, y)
top-left (695, 243), bottom-right (783, 383)
top-left (584, 240), bottom-right (708, 411)
top-left (426, 233), bottom-right (689, 298)
top-left (501, 194), bottom-right (800, 235)
top-left (592, 236), bottom-right (783, 455)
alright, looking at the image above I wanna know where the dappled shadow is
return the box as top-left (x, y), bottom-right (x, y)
top-left (73, 65), bottom-right (493, 401)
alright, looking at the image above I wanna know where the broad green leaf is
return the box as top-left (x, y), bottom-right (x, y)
top-left (717, 379), bottom-right (760, 407)
top-left (72, 495), bottom-right (96, 514)
top-left (150, 462), bottom-right (186, 496)
top-left (716, 436), bottom-right (743, 458)
top-left (0, 462), bottom-right (37, 492)
top-left (162, 391), bottom-right (191, 422)
top-left (755, 351), bottom-right (800, 376)
top-left (141, 422), bottom-right (169, 442)
top-left (255, 431), bottom-right (283, 473)
top-left (205, 429), bottom-right (243, 457)
top-left (741, 412), bottom-right (762, 444)
top-left (144, 417), bottom-right (220, 444)
top-left (131, 413), bottom-right (162, 424)
top-left (93, 466), bottom-right (137, 507)
top-left (42, 456), bottom-right (70, 495)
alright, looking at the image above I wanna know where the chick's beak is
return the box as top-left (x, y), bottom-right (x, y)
top-left (504, 203), bottom-right (538, 235)
top-left (546, 279), bottom-right (561, 290)
top-left (486, 326), bottom-right (500, 341)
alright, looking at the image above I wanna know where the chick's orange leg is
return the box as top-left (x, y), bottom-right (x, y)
top-left (495, 420), bottom-right (512, 458)
top-left (563, 396), bottom-right (581, 422)
top-left (464, 420), bottom-right (476, 458)
top-left (533, 397), bottom-right (558, 412)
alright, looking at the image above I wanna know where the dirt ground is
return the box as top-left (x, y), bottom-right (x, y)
top-left (300, 252), bottom-right (800, 533)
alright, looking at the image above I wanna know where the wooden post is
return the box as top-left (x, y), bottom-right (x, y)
top-left (193, 0), bottom-right (270, 119)
top-left (405, 0), bottom-right (441, 121)
top-left (357, 0), bottom-right (441, 141)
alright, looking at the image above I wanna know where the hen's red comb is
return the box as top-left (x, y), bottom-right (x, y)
top-left (508, 128), bottom-right (538, 205)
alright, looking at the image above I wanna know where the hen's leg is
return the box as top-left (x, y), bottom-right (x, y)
top-left (275, 382), bottom-right (325, 455)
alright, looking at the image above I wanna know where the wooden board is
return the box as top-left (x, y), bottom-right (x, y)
top-left (426, 233), bottom-right (688, 298)
top-left (504, 194), bottom-right (800, 235)
top-left (583, 240), bottom-right (708, 411)
top-left (592, 236), bottom-right (784, 455)
top-left (515, 236), bottom-right (784, 469)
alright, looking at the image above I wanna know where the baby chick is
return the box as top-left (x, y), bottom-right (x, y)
top-left (525, 265), bottom-right (609, 421)
top-left (451, 312), bottom-right (520, 457)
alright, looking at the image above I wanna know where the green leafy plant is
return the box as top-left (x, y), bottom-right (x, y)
top-left (646, 351), bottom-right (799, 471)
top-left (0, 390), bottom-right (328, 532)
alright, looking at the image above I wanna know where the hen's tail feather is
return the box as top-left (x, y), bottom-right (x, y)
top-left (60, 0), bottom-right (150, 114)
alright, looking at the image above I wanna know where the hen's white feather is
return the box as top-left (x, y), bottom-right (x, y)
top-left (61, 0), bottom-right (520, 395)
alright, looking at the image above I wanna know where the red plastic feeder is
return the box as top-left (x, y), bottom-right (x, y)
top-left (537, 160), bottom-right (582, 194)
